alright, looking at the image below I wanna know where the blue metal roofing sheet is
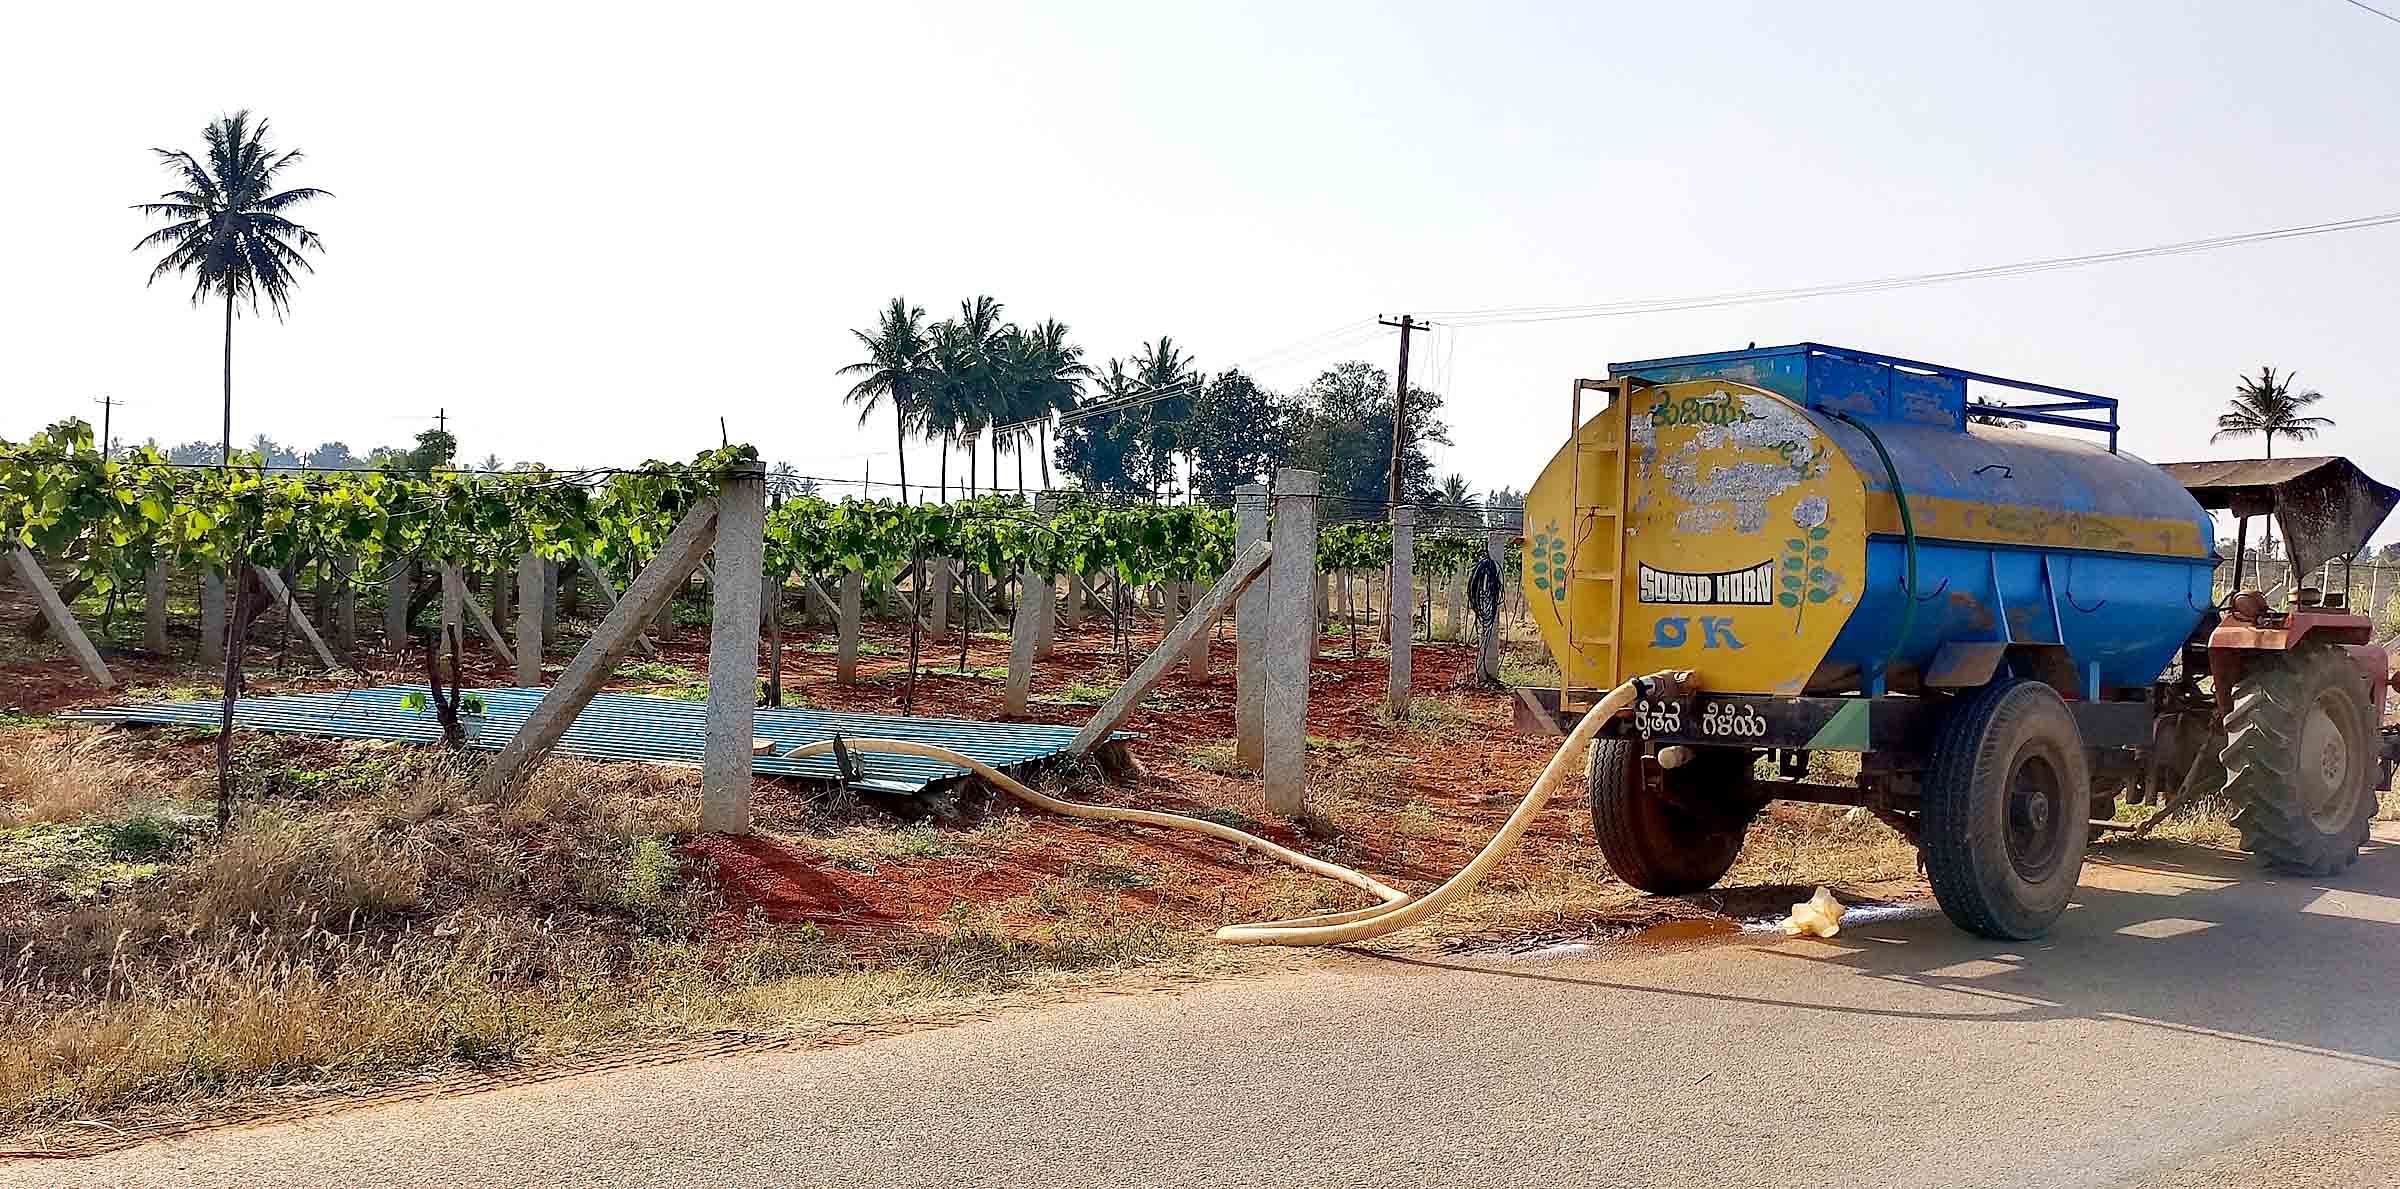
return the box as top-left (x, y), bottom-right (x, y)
top-left (58, 687), bottom-right (1112, 795)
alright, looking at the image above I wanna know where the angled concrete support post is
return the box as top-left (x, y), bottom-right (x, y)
top-left (9, 549), bottom-right (114, 688)
top-left (1233, 483), bottom-right (1268, 769)
top-left (200, 567), bottom-right (227, 666)
top-left (1388, 507), bottom-right (1413, 716)
top-left (475, 498), bottom-right (722, 799)
top-left (834, 571), bottom-right (864, 682)
top-left (702, 467), bottom-right (766, 835)
top-left (144, 561), bottom-right (171, 655)
top-left (516, 551), bottom-right (545, 686)
top-left (1264, 469), bottom-right (1318, 816)
top-left (1446, 568), bottom-right (1466, 642)
top-left (574, 552), bottom-right (660, 658)
top-left (1067, 539), bottom-right (1273, 756)
top-left (443, 563), bottom-right (516, 669)
top-left (251, 565), bottom-right (340, 670)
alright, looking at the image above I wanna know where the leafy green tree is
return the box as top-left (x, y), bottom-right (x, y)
top-left (2213, 365), bottom-right (2332, 459)
top-left (304, 441), bottom-right (357, 471)
top-left (1282, 360), bottom-right (1450, 515)
top-left (1186, 368), bottom-right (1285, 499)
top-left (133, 111), bottom-right (331, 462)
top-left (838, 297), bottom-right (932, 500)
top-left (1055, 358), bottom-right (1149, 495)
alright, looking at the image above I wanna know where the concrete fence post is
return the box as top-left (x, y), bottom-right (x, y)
top-left (331, 556), bottom-right (359, 658)
top-left (1004, 566), bottom-right (1043, 716)
top-left (929, 558), bottom-right (952, 637)
top-left (1388, 507), bottom-right (1413, 716)
top-left (1264, 468), bottom-right (1319, 816)
top-left (1034, 574), bottom-right (1059, 659)
top-left (1446, 568), bottom-right (1466, 643)
top-left (835, 570), bottom-right (865, 682)
top-left (701, 466), bottom-right (766, 834)
top-left (385, 562), bottom-right (412, 646)
top-left (1062, 573), bottom-right (1087, 629)
top-left (516, 551), bottom-right (545, 687)
top-left (200, 567), bottom-right (227, 666)
top-left (1180, 579), bottom-right (1209, 679)
top-left (1234, 482), bottom-right (1268, 769)
top-left (144, 561), bottom-right (171, 655)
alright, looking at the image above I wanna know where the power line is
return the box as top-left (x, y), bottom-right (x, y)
top-left (2340, 0), bottom-right (2400, 26)
top-left (1418, 208), bottom-right (2400, 326)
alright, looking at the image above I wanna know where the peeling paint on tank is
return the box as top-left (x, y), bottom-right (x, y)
top-left (1656, 392), bottom-right (1826, 534)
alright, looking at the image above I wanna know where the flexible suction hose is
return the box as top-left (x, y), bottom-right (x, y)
top-left (780, 669), bottom-right (1681, 947)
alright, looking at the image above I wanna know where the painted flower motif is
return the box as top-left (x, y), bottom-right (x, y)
top-left (1792, 494), bottom-right (1829, 530)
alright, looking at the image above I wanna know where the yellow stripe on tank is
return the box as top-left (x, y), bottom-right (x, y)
top-left (1862, 495), bottom-right (2209, 558)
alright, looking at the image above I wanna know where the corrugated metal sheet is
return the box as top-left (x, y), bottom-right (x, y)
top-left (59, 687), bottom-right (1113, 795)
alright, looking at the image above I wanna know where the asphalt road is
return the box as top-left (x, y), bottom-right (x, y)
top-left (10, 826), bottom-right (2399, 1189)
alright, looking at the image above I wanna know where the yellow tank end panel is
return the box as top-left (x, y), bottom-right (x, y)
top-left (1523, 380), bottom-right (1867, 696)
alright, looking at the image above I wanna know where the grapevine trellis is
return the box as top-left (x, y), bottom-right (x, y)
top-left (2, 418), bottom-right (1496, 612)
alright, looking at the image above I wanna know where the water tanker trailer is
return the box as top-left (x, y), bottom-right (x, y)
top-left (1516, 343), bottom-right (2397, 939)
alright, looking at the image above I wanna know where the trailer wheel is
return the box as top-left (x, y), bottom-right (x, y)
top-left (1588, 740), bottom-right (1757, 894)
top-left (1923, 679), bottom-right (2089, 940)
top-left (2221, 645), bottom-right (2375, 875)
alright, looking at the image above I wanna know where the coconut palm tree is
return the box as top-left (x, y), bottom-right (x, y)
top-left (949, 296), bottom-right (1008, 494)
top-left (838, 297), bottom-right (931, 501)
top-left (2212, 365), bottom-right (2333, 459)
top-left (1013, 319), bottom-right (1088, 490)
top-left (1133, 336), bottom-right (1198, 499)
top-left (2214, 365), bottom-right (2335, 563)
top-left (133, 111), bottom-right (331, 463)
top-left (922, 319), bottom-right (979, 500)
top-left (1429, 473), bottom-right (1481, 526)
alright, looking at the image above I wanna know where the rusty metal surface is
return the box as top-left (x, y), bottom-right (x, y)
top-left (2158, 456), bottom-right (2400, 579)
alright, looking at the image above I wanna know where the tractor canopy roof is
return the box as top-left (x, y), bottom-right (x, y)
top-left (2156, 456), bottom-right (2400, 580)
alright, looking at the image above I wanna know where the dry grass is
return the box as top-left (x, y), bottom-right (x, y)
top-left (0, 734), bottom-right (1193, 1129)
top-left (0, 733), bottom-right (161, 827)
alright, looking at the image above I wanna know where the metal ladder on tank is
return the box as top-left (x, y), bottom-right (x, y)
top-left (1562, 378), bottom-right (1635, 714)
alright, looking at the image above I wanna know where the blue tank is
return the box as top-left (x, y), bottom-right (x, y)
top-left (1606, 344), bottom-right (2216, 698)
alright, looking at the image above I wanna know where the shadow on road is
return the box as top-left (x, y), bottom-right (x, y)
top-left (1361, 834), bottom-right (2400, 1071)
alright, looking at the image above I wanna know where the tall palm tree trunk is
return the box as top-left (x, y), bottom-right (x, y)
top-left (220, 287), bottom-right (235, 461)
top-left (968, 432), bottom-right (978, 497)
top-left (1038, 422), bottom-right (1052, 489)
top-left (893, 409), bottom-right (909, 503)
top-left (939, 433), bottom-right (950, 502)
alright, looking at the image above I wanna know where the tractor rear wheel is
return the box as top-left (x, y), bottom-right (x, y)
top-left (2221, 645), bottom-right (2375, 875)
top-left (1923, 679), bottom-right (2090, 940)
top-left (1588, 741), bottom-right (1759, 894)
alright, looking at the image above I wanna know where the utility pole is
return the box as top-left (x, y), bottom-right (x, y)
top-left (92, 395), bottom-right (122, 459)
top-left (1380, 315), bottom-right (1426, 512)
top-left (435, 407), bottom-right (448, 435)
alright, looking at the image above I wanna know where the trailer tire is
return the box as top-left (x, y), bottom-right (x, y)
top-left (1923, 679), bottom-right (2089, 940)
top-left (2221, 645), bottom-right (2375, 876)
top-left (1588, 740), bottom-right (1756, 895)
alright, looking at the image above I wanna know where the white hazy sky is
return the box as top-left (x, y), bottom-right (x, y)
top-left (7, 1), bottom-right (2399, 542)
